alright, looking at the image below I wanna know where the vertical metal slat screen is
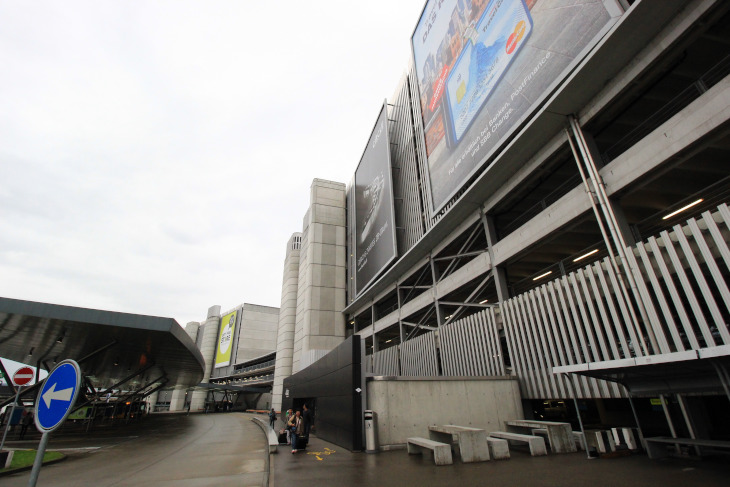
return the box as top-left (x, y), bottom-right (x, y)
top-left (400, 332), bottom-right (438, 376)
top-left (502, 204), bottom-right (730, 399)
top-left (439, 308), bottom-right (505, 376)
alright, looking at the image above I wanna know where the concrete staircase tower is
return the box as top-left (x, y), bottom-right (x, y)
top-left (271, 233), bottom-right (302, 412)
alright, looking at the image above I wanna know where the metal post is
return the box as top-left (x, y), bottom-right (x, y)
top-left (625, 390), bottom-right (645, 448)
top-left (27, 432), bottom-right (50, 487)
top-left (677, 394), bottom-right (701, 456)
top-left (711, 360), bottom-right (730, 403)
top-left (0, 386), bottom-right (21, 452)
top-left (660, 394), bottom-right (681, 455)
top-left (562, 374), bottom-right (591, 459)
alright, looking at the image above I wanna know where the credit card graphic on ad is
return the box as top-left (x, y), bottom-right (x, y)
top-left (445, 0), bottom-right (532, 144)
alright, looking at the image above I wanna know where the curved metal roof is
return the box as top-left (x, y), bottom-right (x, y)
top-left (0, 297), bottom-right (205, 393)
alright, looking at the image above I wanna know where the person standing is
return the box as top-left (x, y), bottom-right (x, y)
top-left (268, 408), bottom-right (277, 429)
top-left (288, 410), bottom-right (303, 453)
top-left (284, 408), bottom-right (293, 444)
top-left (19, 410), bottom-right (33, 440)
top-left (302, 403), bottom-right (313, 436)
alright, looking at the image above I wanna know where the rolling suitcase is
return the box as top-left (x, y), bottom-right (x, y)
top-left (278, 431), bottom-right (288, 444)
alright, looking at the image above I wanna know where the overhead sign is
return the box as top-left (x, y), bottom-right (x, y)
top-left (215, 310), bottom-right (237, 368)
top-left (13, 366), bottom-right (34, 386)
top-left (412, 0), bottom-right (617, 211)
top-left (354, 102), bottom-right (398, 295)
top-left (34, 360), bottom-right (82, 433)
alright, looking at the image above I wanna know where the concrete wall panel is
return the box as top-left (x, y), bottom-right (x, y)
top-left (367, 378), bottom-right (523, 448)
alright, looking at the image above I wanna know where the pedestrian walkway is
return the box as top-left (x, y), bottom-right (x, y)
top-left (272, 434), bottom-right (730, 487)
top-left (1, 412), bottom-right (267, 487)
top-left (3, 412), bottom-right (730, 487)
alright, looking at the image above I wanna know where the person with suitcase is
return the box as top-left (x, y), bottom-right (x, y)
top-left (289, 410), bottom-right (303, 453)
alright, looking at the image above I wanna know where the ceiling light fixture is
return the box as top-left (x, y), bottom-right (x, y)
top-left (662, 198), bottom-right (703, 220)
top-left (573, 249), bottom-right (599, 262)
top-left (479, 299), bottom-right (489, 304)
top-left (533, 270), bottom-right (553, 281)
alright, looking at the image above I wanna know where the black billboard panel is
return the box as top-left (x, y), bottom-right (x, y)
top-left (412, 0), bottom-right (618, 211)
top-left (354, 103), bottom-right (397, 295)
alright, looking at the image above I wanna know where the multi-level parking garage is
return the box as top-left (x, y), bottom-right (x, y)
top-left (336, 0), bottom-right (730, 444)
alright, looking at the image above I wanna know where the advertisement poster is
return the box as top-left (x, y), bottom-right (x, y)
top-left (215, 310), bottom-right (237, 368)
top-left (354, 103), bottom-right (397, 295)
top-left (412, 0), bottom-right (615, 211)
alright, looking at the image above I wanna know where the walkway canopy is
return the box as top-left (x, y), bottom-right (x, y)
top-left (0, 297), bottom-right (205, 407)
top-left (553, 349), bottom-right (730, 397)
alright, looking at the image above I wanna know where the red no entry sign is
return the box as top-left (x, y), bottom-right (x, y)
top-left (13, 366), bottom-right (34, 386)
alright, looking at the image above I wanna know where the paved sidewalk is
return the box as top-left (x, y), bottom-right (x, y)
top-left (272, 434), bottom-right (730, 487)
top-left (2, 413), bottom-right (268, 487)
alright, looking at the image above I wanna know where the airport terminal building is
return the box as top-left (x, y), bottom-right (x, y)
top-left (268, 0), bottom-right (730, 451)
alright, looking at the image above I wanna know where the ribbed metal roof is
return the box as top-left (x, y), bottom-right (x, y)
top-left (0, 297), bottom-right (204, 392)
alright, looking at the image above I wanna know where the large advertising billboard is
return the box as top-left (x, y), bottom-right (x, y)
top-left (412, 0), bottom-right (616, 211)
top-left (214, 310), bottom-right (237, 368)
top-left (354, 103), bottom-right (398, 295)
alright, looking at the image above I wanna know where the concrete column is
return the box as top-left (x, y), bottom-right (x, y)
top-left (170, 321), bottom-right (201, 412)
top-left (189, 305), bottom-right (221, 411)
top-left (292, 179), bottom-right (347, 373)
top-left (146, 390), bottom-right (159, 412)
top-left (272, 233), bottom-right (302, 411)
top-left (481, 212), bottom-right (510, 302)
top-left (169, 321), bottom-right (202, 412)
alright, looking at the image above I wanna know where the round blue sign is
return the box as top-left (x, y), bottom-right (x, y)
top-left (35, 360), bottom-right (81, 433)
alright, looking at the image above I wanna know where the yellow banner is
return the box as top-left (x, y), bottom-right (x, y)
top-left (215, 311), bottom-right (237, 367)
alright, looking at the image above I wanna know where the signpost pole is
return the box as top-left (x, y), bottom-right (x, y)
top-left (28, 359), bottom-right (81, 485)
top-left (0, 386), bottom-right (22, 452)
top-left (27, 432), bottom-right (49, 487)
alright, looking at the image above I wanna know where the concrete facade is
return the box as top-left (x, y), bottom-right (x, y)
top-left (292, 179), bottom-right (347, 373)
top-left (235, 304), bottom-right (279, 362)
top-left (367, 377), bottom-right (523, 449)
top-left (272, 233), bottom-right (302, 412)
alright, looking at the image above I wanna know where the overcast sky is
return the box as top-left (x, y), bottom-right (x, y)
top-left (0, 1), bottom-right (427, 329)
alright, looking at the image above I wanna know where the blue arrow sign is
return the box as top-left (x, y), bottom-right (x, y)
top-left (35, 360), bottom-right (81, 433)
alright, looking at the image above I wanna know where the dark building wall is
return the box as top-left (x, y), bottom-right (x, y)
top-left (282, 336), bottom-right (363, 451)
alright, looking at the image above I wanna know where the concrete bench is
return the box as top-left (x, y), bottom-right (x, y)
top-left (486, 437), bottom-right (510, 460)
top-left (507, 420), bottom-right (576, 453)
top-left (489, 432), bottom-right (547, 456)
top-left (585, 429), bottom-right (616, 454)
top-left (428, 425), bottom-right (490, 462)
top-left (407, 437), bottom-right (453, 465)
top-left (531, 428), bottom-right (586, 451)
top-left (611, 427), bottom-right (639, 451)
top-left (573, 431), bottom-right (586, 451)
top-left (645, 437), bottom-right (730, 459)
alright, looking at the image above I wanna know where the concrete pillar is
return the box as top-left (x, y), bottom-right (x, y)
top-left (292, 179), bottom-right (347, 373)
top-left (146, 390), bottom-right (159, 412)
top-left (272, 233), bottom-right (302, 412)
top-left (189, 305), bottom-right (221, 411)
top-left (167, 321), bottom-right (201, 412)
top-left (168, 321), bottom-right (200, 412)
